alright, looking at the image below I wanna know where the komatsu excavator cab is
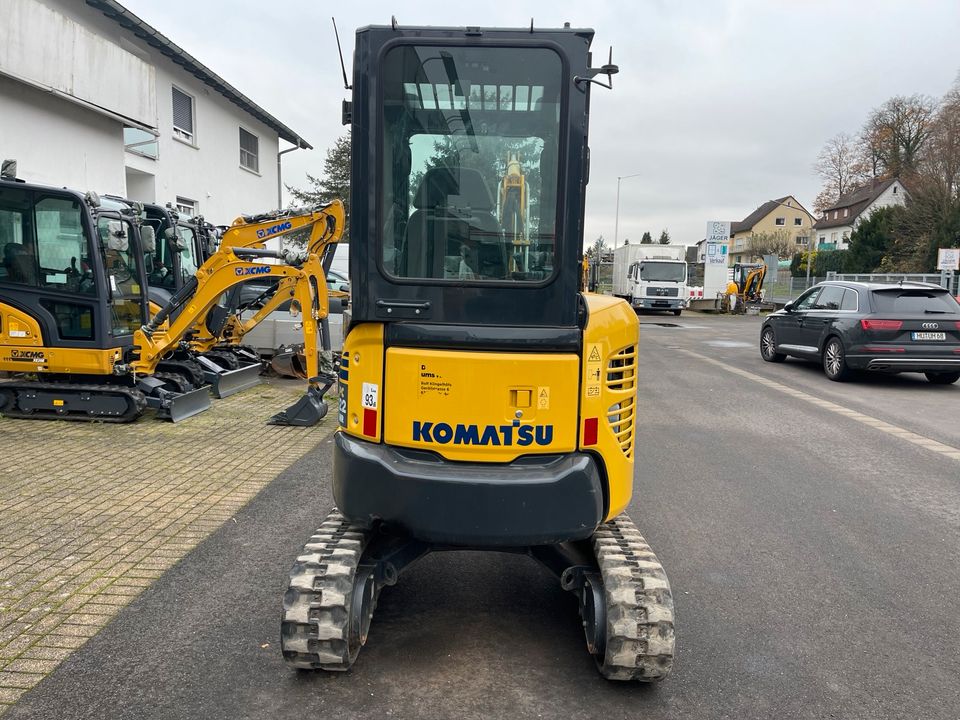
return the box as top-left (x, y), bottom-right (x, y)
top-left (281, 23), bottom-right (676, 682)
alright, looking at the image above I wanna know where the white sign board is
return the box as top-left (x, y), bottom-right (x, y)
top-left (705, 242), bottom-right (729, 266)
top-left (706, 221), bottom-right (731, 244)
top-left (937, 247), bottom-right (960, 271)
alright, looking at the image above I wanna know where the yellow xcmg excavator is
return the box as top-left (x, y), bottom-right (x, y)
top-left (0, 173), bottom-right (343, 424)
top-left (185, 206), bottom-right (346, 378)
top-left (280, 24), bottom-right (675, 682)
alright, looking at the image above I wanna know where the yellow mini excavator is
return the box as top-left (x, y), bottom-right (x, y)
top-left (185, 206), bottom-right (346, 375)
top-left (280, 24), bottom-right (675, 682)
top-left (0, 173), bottom-right (343, 424)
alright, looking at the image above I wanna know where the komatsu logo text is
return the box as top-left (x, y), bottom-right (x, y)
top-left (256, 221), bottom-right (292, 239)
top-left (412, 421), bottom-right (553, 446)
top-left (235, 266), bottom-right (272, 276)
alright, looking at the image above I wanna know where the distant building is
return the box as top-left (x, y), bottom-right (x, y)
top-left (813, 178), bottom-right (908, 250)
top-left (728, 195), bottom-right (816, 265)
top-left (0, 0), bottom-right (311, 222)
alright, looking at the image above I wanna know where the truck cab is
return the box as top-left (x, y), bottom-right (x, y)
top-left (614, 244), bottom-right (688, 315)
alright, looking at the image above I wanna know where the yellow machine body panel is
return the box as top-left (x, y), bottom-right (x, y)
top-left (382, 348), bottom-right (579, 463)
top-left (0, 301), bottom-right (123, 374)
top-left (0, 303), bottom-right (44, 347)
top-left (579, 294), bottom-right (639, 520)
top-left (338, 323), bottom-right (386, 443)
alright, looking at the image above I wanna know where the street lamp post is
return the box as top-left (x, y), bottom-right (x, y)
top-left (614, 173), bottom-right (643, 249)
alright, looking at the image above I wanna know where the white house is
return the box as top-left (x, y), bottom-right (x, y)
top-left (813, 178), bottom-right (908, 250)
top-left (0, 0), bottom-right (311, 223)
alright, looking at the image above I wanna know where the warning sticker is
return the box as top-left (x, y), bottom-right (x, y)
top-left (586, 385), bottom-right (601, 397)
top-left (587, 345), bottom-right (602, 363)
top-left (361, 382), bottom-right (378, 410)
top-left (537, 386), bottom-right (550, 409)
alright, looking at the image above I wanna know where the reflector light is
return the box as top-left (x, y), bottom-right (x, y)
top-left (362, 408), bottom-right (377, 437)
top-left (583, 417), bottom-right (598, 446)
top-left (861, 319), bottom-right (903, 331)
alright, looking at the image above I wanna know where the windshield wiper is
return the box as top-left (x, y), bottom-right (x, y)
top-left (923, 309), bottom-right (949, 314)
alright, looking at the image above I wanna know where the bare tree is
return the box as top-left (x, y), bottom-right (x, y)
top-left (747, 230), bottom-right (794, 258)
top-left (860, 94), bottom-right (937, 180)
top-left (922, 77), bottom-right (960, 197)
top-left (813, 132), bottom-right (868, 213)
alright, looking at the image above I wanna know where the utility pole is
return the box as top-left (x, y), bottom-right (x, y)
top-left (614, 173), bottom-right (643, 249)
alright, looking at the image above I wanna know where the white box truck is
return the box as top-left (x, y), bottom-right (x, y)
top-left (612, 244), bottom-right (688, 316)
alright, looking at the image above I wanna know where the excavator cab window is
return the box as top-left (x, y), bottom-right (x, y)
top-left (175, 224), bottom-right (199, 284)
top-left (0, 188), bottom-right (95, 296)
top-left (96, 214), bottom-right (144, 336)
top-left (381, 44), bottom-right (561, 282)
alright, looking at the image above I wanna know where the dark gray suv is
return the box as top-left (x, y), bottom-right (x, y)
top-left (760, 281), bottom-right (960, 383)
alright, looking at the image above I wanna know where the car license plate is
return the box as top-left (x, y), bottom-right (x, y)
top-left (911, 331), bottom-right (946, 341)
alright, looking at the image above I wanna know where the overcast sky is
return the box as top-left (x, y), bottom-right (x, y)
top-left (122, 0), bottom-right (960, 249)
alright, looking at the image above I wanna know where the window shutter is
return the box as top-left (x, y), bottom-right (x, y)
top-left (239, 128), bottom-right (259, 171)
top-left (172, 88), bottom-right (193, 134)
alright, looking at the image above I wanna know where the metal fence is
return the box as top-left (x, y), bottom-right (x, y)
top-left (826, 271), bottom-right (959, 295)
top-left (765, 271), bottom-right (826, 303)
top-left (766, 270), bottom-right (960, 303)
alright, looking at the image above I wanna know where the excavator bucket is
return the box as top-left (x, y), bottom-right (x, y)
top-left (208, 363), bottom-right (263, 399)
top-left (270, 346), bottom-right (308, 379)
top-left (267, 385), bottom-right (328, 427)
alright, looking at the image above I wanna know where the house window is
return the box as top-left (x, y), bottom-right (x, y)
top-left (832, 211), bottom-right (837, 219)
top-left (775, 217), bottom-right (785, 226)
top-left (843, 208), bottom-right (848, 218)
top-left (893, 186), bottom-right (898, 194)
top-left (819, 235), bottom-right (826, 244)
top-left (794, 217), bottom-right (802, 226)
top-left (830, 232), bottom-right (838, 242)
top-left (123, 127), bottom-right (159, 159)
top-left (842, 232), bottom-right (849, 242)
top-left (795, 236), bottom-right (808, 246)
top-left (175, 197), bottom-right (196, 217)
top-left (172, 87), bottom-right (195, 143)
top-left (735, 237), bottom-right (744, 248)
top-left (239, 128), bottom-right (259, 173)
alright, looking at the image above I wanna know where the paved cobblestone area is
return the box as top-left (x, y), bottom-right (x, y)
top-left (0, 379), bottom-right (332, 714)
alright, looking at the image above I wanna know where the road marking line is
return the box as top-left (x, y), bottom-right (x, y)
top-left (676, 348), bottom-right (960, 463)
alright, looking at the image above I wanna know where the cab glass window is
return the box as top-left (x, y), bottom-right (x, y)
top-left (35, 196), bottom-right (94, 295)
top-left (176, 225), bottom-right (199, 282)
top-left (97, 216), bottom-right (143, 336)
top-left (840, 288), bottom-right (858, 311)
top-left (381, 45), bottom-right (562, 283)
top-left (794, 288), bottom-right (821, 311)
top-left (813, 285), bottom-right (844, 310)
top-left (0, 187), bottom-right (32, 286)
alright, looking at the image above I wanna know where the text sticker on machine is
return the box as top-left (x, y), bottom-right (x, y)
top-left (361, 382), bottom-right (379, 410)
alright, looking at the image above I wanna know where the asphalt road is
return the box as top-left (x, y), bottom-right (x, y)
top-left (9, 313), bottom-right (960, 720)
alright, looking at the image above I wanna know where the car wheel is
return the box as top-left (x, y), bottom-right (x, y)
top-left (822, 337), bottom-right (850, 381)
top-left (760, 327), bottom-right (786, 363)
top-left (924, 371), bottom-right (960, 385)
top-left (673, 309), bottom-right (682, 317)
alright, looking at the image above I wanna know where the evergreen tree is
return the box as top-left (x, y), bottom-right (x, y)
top-left (846, 205), bottom-right (899, 273)
top-left (640, 231), bottom-right (653, 244)
top-left (287, 132), bottom-right (352, 243)
top-left (658, 229), bottom-right (671, 244)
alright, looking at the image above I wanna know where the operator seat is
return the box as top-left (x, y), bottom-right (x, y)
top-left (404, 167), bottom-right (505, 280)
top-left (2, 243), bottom-right (37, 285)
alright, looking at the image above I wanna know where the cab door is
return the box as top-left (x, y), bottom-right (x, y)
top-left (777, 287), bottom-right (821, 353)
top-left (801, 284), bottom-right (845, 351)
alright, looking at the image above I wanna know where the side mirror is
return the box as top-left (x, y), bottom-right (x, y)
top-left (784, 302), bottom-right (795, 313)
top-left (339, 284), bottom-right (349, 293)
top-left (163, 227), bottom-right (176, 240)
top-left (140, 226), bottom-right (156, 253)
top-left (105, 221), bottom-right (128, 252)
